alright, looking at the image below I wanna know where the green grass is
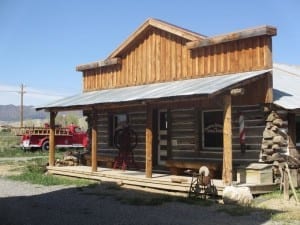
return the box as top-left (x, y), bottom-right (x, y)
top-left (0, 131), bottom-right (95, 187)
top-left (0, 148), bottom-right (49, 158)
top-left (6, 156), bottom-right (95, 187)
top-left (0, 131), bottom-right (21, 152)
top-left (0, 145), bottom-right (66, 158)
top-left (0, 138), bottom-right (92, 187)
top-left (253, 189), bottom-right (300, 205)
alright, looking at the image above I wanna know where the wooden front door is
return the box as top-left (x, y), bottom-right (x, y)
top-left (158, 110), bottom-right (168, 165)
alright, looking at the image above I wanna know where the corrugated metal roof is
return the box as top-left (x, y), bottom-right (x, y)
top-left (273, 63), bottom-right (300, 110)
top-left (36, 69), bottom-right (270, 110)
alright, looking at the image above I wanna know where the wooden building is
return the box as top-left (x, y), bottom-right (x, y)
top-left (38, 18), bottom-right (296, 185)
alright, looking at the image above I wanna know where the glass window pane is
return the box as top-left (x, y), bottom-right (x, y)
top-left (160, 112), bottom-right (168, 130)
top-left (203, 111), bottom-right (223, 148)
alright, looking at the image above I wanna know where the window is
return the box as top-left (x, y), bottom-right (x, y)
top-left (114, 114), bottom-right (127, 129)
top-left (202, 110), bottom-right (223, 148)
top-left (296, 115), bottom-right (300, 147)
top-left (159, 111), bottom-right (168, 130)
top-left (108, 113), bottom-right (128, 146)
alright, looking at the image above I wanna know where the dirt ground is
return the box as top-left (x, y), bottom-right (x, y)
top-left (0, 161), bottom-right (300, 225)
top-left (0, 163), bottom-right (23, 176)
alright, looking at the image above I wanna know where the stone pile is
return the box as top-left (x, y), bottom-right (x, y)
top-left (260, 110), bottom-right (288, 163)
top-left (55, 150), bottom-right (82, 166)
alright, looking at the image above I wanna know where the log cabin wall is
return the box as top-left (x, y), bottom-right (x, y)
top-left (85, 102), bottom-right (266, 168)
top-left (168, 105), bottom-right (265, 165)
top-left (128, 111), bottom-right (147, 163)
top-left (96, 112), bottom-right (113, 156)
top-left (83, 27), bottom-right (273, 91)
top-left (231, 105), bottom-right (266, 164)
top-left (90, 110), bottom-right (147, 165)
top-left (169, 108), bottom-right (198, 159)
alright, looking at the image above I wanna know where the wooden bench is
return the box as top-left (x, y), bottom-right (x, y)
top-left (165, 160), bottom-right (221, 178)
top-left (83, 154), bottom-right (115, 168)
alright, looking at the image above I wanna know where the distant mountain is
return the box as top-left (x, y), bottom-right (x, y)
top-left (0, 105), bottom-right (47, 122)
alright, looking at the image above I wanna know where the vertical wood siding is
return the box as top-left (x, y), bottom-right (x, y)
top-left (83, 27), bottom-right (272, 91)
top-left (232, 74), bottom-right (271, 105)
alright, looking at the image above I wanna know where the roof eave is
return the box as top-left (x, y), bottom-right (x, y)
top-left (186, 25), bottom-right (277, 49)
top-left (76, 57), bottom-right (121, 71)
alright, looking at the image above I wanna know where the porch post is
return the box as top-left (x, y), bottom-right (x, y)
top-left (146, 105), bottom-right (153, 178)
top-left (287, 113), bottom-right (297, 156)
top-left (284, 113), bottom-right (296, 200)
top-left (222, 94), bottom-right (232, 185)
top-left (91, 111), bottom-right (98, 172)
top-left (49, 111), bottom-right (57, 166)
top-left (265, 72), bottom-right (273, 103)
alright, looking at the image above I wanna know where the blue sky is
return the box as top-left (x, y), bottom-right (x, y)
top-left (0, 0), bottom-right (299, 106)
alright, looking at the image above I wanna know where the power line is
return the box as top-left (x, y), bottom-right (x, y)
top-left (0, 85), bottom-right (72, 127)
top-left (0, 89), bottom-right (67, 97)
top-left (0, 84), bottom-right (26, 127)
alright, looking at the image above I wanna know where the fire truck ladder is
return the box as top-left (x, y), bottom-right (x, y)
top-left (13, 127), bottom-right (71, 136)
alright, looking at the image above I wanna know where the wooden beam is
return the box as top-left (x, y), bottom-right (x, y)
top-left (222, 94), bottom-right (232, 185)
top-left (230, 88), bottom-right (244, 96)
top-left (49, 111), bottom-right (57, 166)
top-left (283, 169), bottom-right (290, 201)
top-left (265, 72), bottom-right (273, 103)
top-left (147, 18), bottom-right (206, 41)
top-left (211, 70), bottom-right (271, 98)
top-left (76, 57), bottom-right (121, 71)
top-left (186, 25), bottom-right (277, 49)
top-left (145, 105), bottom-right (153, 178)
top-left (91, 112), bottom-right (98, 172)
top-left (36, 105), bottom-right (94, 112)
top-left (288, 113), bottom-right (297, 157)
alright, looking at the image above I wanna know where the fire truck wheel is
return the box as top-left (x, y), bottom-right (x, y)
top-left (42, 141), bottom-right (49, 151)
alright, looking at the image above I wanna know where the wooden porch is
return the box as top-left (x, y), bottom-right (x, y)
top-left (47, 165), bottom-right (278, 196)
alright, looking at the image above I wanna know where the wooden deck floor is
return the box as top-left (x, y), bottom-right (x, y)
top-left (47, 166), bottom-right (277, 196)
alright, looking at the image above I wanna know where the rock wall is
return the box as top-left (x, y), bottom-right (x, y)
top-left (260, 110), bottom-right (288, 163)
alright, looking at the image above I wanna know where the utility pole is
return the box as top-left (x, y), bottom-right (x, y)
top-left (20, 84), bottom-right (26, 127)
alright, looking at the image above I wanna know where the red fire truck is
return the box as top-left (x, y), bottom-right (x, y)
top-left (14, 124), bottom-right (88, 151)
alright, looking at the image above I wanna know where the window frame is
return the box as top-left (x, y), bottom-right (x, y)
top-left (108, 113), bottom-right (128, 147)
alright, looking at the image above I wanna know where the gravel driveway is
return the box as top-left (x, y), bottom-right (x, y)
top-left (0, 177), bottom-right (286, 225)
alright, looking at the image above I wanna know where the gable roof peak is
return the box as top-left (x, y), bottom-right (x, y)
top-left (109, 18), bottom-right (206, 58)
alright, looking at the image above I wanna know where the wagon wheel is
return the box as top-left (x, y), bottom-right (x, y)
top-left (113, 126), bottom-right (137, 151)
top-left (199, 166), bottom-right (210, 176)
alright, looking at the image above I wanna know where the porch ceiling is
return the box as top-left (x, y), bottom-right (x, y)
top-left (36, 69), bottom-right (270, 111)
